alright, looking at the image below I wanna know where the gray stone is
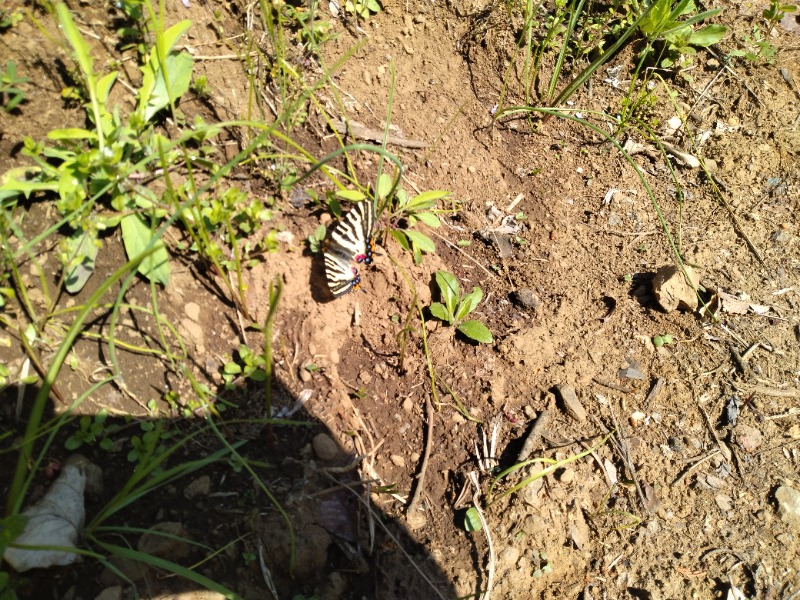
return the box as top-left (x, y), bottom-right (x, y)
top-left (313, 433), bottom-right (339, 461)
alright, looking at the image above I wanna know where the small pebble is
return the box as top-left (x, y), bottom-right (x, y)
top-left (776, 484), bottom-right (800, 528)
top-left (715, 493), bottom-right (733, 512)
top-left (556, 385), bottom-right (586, 422)
top-left (313, 433), bottom-right (339, 461)
top-left (558, 468), bottom-right (575, 484)
top-left (184, 302), bottom-right (200, 321)
top-left (390, 454), bottom-right (406, 467)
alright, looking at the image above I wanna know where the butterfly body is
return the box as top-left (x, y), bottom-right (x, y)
top-left (323, 200), bottom-right (376, 297)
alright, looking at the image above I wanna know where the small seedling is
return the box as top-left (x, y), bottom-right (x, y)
top-left (222, 345), bottom-right (267, 387)
top-left (464, 506), bottom-right (482, 532)
top-left (0, 60), bottom-right (28, 112)
top-left (727, 25), bottom-right (778, 63)
top-left (763, 0), bottom-right (796, 32)
top-left (344, 0), bottom-right (381, 19)
top-left (637, 0), bottom-right (727, 69)
top-left (652, 334), bottom-right (674, 347)
top-left (65, 410), bottom-right (117, 450)
top-left (429, 270), bottom-right (493, 344)
top-left (307, 223), bottom-right (327, 253)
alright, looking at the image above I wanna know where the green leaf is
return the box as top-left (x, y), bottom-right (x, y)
top-left (56, 4), bottom-right (93, 85)
top-left (412, 244), bottom-right (422, 265)
top-left (224, 362), bottom-right (242, 375)
top-left (429, 302), bottom-right (451, 324)
top-left (47, 128), bottom-right (97, 140)
top-left (435, 270), bottom-right (459, 316)
top-left (455, 287), bottom-right (483, 322)
top-left (464, 507), bottom-right (482, 532)
top-left (414, 211), bottom-right (441, 228)
top-left (687, 24), bottom-right (727, 47)
top-left (404, 190), bottom-right (449, 212)
top-left (457, 320), bottom-right (493, 344)
top-left (639, 0), bottom-right (672, 37)
top-left (159, 19), bottom-right (193, 55)
top-left (375, 173), bottom-right (393, 200)
top-left (335, 189), bottom-right (366, 201)
top-left (120, 213), bottom-right (171, 285)
top-left (143, 51), bottom-right (193, 123)
top-left (404, 229), bottom-right (435, 253)
top-left (388, 228), bottom-right (410, 251)
top-left (64, 435), bottom-right (82, 450)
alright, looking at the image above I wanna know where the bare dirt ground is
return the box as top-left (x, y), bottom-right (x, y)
top-left (1, 0), bottom-right (800, 599)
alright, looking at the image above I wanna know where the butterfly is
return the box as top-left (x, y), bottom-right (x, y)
top-left (323, 200), bottom-right (376, 297)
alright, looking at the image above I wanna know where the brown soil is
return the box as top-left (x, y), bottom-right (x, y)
top-left (1, 0), bottom-right (799, 599)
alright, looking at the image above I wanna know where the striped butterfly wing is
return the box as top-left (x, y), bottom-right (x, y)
top-left (324, 250), bottom-right (361, 297)
top-left (323, 200), bottom-right (376, 296)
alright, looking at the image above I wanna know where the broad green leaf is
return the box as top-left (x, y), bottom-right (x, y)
top-left (375, 173), bottom-right (393, 200)
top-left (224, 362), bottom-right (242, 375)
top-left (388, 228), bottom-right (410, 251)
top-left (95, 71), bottom-right (119, 104)
top-left (143, 51), bottom-right (193, 123)
top-left (639, 0), bottom-right (672, 36)
top-left (94, 71), bottom-right (119, 135)
top-left (405, 190), bottom-right (450, 211)
top-left (464, 507), bottom-right (482, 532)
top-left (687, 24), bottom-right (727, 47)
top-left (159, 19), bottom-right (193, 56)
top-left (412, 243), bottom-right (422, 265)
top-left (429, 302), bottom-right (451, 324)
top-left (404, 229), bottom-right (435, 253)
top-left (335, 189), bottom-right (366, 201)
top-left (457, 320), bottom-right (493, 344)
top-left (455, 287), bottom-right (483, 322)
top-left (414, 211), bottom-right (441, 228)
top-left (393, 187), bottom-right (409, 210)
top-left (435, 270), bottom-right (459, 316)
top-left (47, 128), bottom-right (97, 140)
top-left (120, 213), bottom-right (171, 285)
top-left (63, 226), bottom-right (99, 293)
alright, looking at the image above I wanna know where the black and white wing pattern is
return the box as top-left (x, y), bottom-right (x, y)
top-left (323, 200), bottom-right (376, 297)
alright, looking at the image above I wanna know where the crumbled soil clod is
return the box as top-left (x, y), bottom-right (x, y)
top-left (651, 264), bottom-right (701, 312)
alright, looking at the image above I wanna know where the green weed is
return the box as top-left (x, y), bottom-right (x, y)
top-left (0, 61), bottom-right (28, 112)
top-left (0, 6), bottom-right (193, 292)
top-left (763, 0), bottom-right (797, 32)
top-left (637, 0), bottom-right (727, 69)
top-left (64, 410), bottom-right (118, 451)
top-left (727, 24), bottom-right (778, 63)
top-left (428, 271), bottom-right (493, 344)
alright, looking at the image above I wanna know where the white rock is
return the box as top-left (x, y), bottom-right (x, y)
top-left (4, 464), bottom-right (86, 571)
